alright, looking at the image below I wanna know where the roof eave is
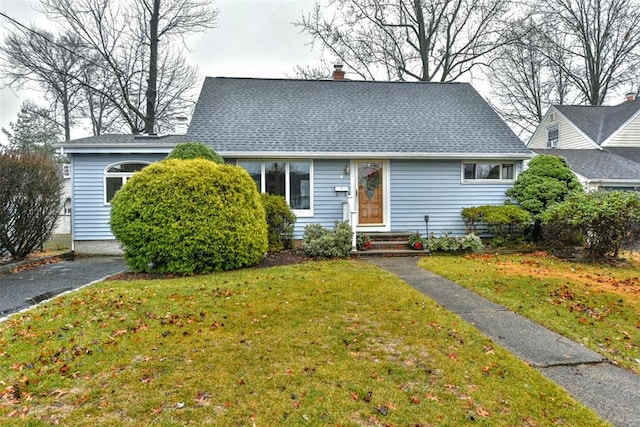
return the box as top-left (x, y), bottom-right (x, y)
top-left (219, 151), bottom-right (533, 160)
top-left (56, 143), bottom-right (177, 154)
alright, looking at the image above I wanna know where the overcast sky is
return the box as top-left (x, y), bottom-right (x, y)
top-left (0, 0), bottom-right (320, 144)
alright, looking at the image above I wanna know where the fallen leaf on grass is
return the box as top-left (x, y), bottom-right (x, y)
top-left (194, 390), bottom-right (211, 405)
top-left (476, 406), bottom-right (490, 417)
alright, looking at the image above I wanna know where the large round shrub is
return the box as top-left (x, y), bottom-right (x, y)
top-left (166, 142), bottom-right (224, 163)
top-left (110, 159), bottom-right (267, 274)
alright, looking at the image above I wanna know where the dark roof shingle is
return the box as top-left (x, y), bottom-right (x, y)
top-left (533, 149), bottom-right (640, 180)
top-left (186, 77), bottom-right (530, 157)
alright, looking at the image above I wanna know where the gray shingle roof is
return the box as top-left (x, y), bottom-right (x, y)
top-left (533, 149), bottom-right (640, 180)
top-left (555, 98), bottom-right (640, 145)
top-left (186, 77), bottom-right (531, 157)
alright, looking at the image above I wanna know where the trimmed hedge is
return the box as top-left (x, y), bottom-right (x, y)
top-left (461, 204), bottom-right (531, 245)
top-left (110, 159), bottom-right (267, 274)
top-left (166, 142), bottom-right (224, 164)
top-left (261, 193), bottom-right (296, 252)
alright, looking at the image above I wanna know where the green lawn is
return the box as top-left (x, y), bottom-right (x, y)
top-left (0, 260), bottom-right (608, 426)
top-left (419, 251), bottom-right (640, 375)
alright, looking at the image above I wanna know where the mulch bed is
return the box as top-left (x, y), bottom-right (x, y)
top-left (105, 250), bottom-right (311, 281)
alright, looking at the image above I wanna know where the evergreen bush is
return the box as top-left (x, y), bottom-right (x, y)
top-left (110, 159), bottom-right (267, 274)
top-left (261, 193), bottom-right (296, 252)
top-left (542, 191), bottom-right (640, 258)
top-left (166, 142), bottom-right (224, 163)
top-left (461, 204), bottom-right (531, 245)
top-left (302, 221), bottom-right (353, 259)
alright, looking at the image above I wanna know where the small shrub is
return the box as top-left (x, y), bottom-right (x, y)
top-left (166, 142), bottom-right (224, 163)
top-left (0, 150), bottom-right (63, 260)
top-left (425, 233), bottom-right (484, 253)
top-left (542, 191), bottom-right (640, 258)
top-left (261, 193), bottom-right (296, 252)
top-left (303, 221), bottom-right (353, 259)
top-left (461, 205), bottom-right (531, 245)
top-left (110, 159), bottom-right (267, 274)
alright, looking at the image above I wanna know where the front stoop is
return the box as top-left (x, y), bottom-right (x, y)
top-left (353, 231), bottom-right (429, 257)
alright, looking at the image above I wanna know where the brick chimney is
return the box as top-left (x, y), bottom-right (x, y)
top-left (626, 92), bottom-right (636, 102)
top-left (333, 64), bottom-right (345, 81)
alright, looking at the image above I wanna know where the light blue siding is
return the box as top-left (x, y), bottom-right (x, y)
top-left (390, 160), bottom-right (517, 236)
top-left (71, 155), bottom-right (519, 243)
top-left (294, 159), bottom-right (351, 238)
top-left (71, 153), bottom-right (166, 241)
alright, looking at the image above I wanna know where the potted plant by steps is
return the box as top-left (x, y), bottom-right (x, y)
top-left (408, 232), bottom-right (425, 250)
top-left (356, 233), bottom-right (372, 251)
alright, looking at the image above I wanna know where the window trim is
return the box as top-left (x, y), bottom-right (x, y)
top-left (461, 161), bottom-right (516, 183)
top-left (62, 164), bottom-right (71, 179)
top-left (103, 161), bottom-right (151, 205)
top-left (237, 160), bottom-right (314, 217)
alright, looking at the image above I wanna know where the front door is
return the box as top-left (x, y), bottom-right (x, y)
top-left (357, 161), bottom-right (384, 225)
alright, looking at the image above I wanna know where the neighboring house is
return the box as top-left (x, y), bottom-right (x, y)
top-left (56, 74), bottom-right (532, 255)
top-left (528, 94), bottom-right (640, 191)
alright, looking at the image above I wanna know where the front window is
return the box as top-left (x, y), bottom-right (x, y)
top-left (104, 162), bottom-right (149, 203)
top-left (463, 162), bottom-right (515, 182)
top-left (237, 160), bottom-right (313, 214)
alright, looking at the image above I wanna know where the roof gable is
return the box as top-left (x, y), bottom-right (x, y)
top-left (555, 98), bottom-right (640, 145)
top-left (186, 77), bottom-right (530, 157)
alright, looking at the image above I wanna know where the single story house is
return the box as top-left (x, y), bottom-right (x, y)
top-left (527, 94), bottom-right (640, 191)
top-left (57, 73), bottom-right (532, 255)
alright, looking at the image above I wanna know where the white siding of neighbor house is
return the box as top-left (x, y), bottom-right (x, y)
top-left (603, 113), bottom-right (640, 147)
top-left (528, 113), bottom-right (595, 149)
top-left (71, 153), bottom-right (166, 242)
top-left (389, 160), bottom-right (519, 236)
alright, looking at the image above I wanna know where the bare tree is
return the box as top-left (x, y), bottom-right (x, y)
top-left (0, 29), bottom-right (85, 141)
top-left (39, 0), bottom-right (217, 134)
top-left (488, 21), bottom-right (579, 137)
top-left (537, 0), bottom-right (640, 105)
top-left (295, 0), bottom-right (515, 82)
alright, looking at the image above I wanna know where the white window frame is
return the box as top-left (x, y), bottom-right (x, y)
top-left (103, 161), bottom-right (151, 204)
top-left (461, 161), bottom-right (516, 183)
top-left (237, 160), bottom-right (314, 217)
top-left (547, 126), bottom-right (559, 148)
top-left (62, 164), bottom-right (71, 179)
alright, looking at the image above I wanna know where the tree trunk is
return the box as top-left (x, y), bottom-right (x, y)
top-left (145, 0), bottom-right (160, 135)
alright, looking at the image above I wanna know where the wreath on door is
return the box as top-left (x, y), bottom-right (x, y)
top-left (359, 166), bottom-right (382, 199)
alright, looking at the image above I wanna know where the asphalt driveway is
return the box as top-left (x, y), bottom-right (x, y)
top-left (0, 256), bottom-right (127, 319)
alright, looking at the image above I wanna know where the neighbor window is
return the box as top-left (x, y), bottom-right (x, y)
top-left (463, 162), bottom-right (515, 181)
top-left (547, 126), bottom-right (559, 148)
top-left (104, 162), bottom-right (149, 203)
top-left (237, 160), bottom-right (312, 214)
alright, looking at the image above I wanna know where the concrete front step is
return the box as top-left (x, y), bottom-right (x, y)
top-left (352, 249), bottom-right (428, 257)
top-left (358, 231), bottom-right (423, 252)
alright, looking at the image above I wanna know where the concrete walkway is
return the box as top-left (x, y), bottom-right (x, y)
top-left (0, 256), bottom-right (127, 320)
top-left (368, 257), bottom-right (640, 427)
